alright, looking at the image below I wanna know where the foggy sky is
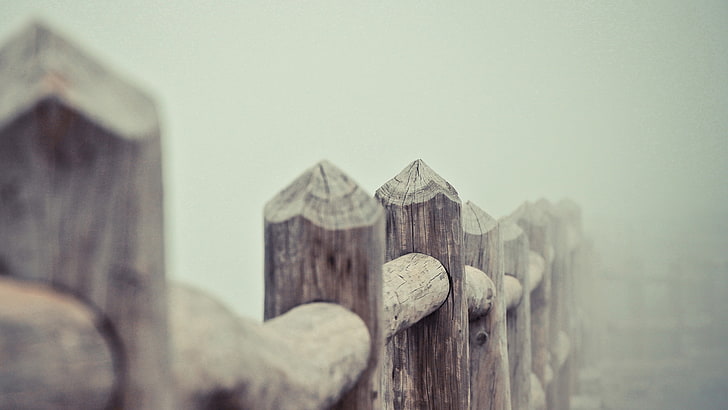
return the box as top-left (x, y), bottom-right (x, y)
top-left (1, 1), bottom-right (727, 320)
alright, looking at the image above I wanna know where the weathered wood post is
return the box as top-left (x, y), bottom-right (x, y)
top-left (0, 22), bottom-right (169, 409)
top-left (511, 202), bottom-right (552, 394)
top-left (375, 159), bottom-right (469, 409)
top-left (264, 160), bottom-right (385, 409)
top-left (500, 217), bottom-right (532, 410)
top-left (463, 201), bottom-right (511, 409)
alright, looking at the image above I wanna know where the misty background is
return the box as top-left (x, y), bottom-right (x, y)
top-left (2, 1), bottom-right (727, 408)
top-left (3, 0), bottom-right (725, 320)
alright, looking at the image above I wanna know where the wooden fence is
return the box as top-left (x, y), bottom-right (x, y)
top-left (0, 22), bottom-right (598, 409)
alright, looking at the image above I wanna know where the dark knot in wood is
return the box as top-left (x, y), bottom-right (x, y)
top-left (475, 330), bottom-right (489, 346)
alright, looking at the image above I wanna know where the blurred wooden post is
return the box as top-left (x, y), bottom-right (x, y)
top-left (536, 199), bottom-right (565, 408)
top-left (511, 202), bottom-right (552, 393)
top-left (0, 22), bottom-right (169, 409)
top-left (463, 201), bottom-right (511, 410)
top-left (375, 159), bottom-right (469, 409)
top-left (558, 199), bottom-right (582, 405)
top-left (500, 217), bottom-right (531, 410)
top-left (264, 160), bottom-right (384, 409)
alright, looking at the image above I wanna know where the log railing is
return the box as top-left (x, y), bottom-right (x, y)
top-left (0, 21), bottom-right (596, 409)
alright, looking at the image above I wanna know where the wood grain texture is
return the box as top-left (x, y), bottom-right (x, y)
top-left (375, 159), bottom-right (469, 410)
top-left (462, 201), bottom-right (511, 410)
top-left (383, 253), bottom-right (449, 340)
top-left (465, 265), bottom-right (495, 320)
top-left (500, 217), bottom-right (532, 410)
top-left (264, 160), bottom-right (384, 409)
top-left (0, 22), bottom-right (169, 409)
top-left (171, 283), bottom-right (370, 410)
top-left (0, 277), bottom-right (117, 409)
top-left (511, 201), bottom-right (553, 390)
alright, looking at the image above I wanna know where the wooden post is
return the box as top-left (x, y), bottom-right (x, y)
top-left (463, 201), bottom-right (511, 410)
top-left (511, 202), bottom-right (552, 390)
top-left (500, 217), bottom-right (532, 410)
top-left (0, 22), bottom-right (169, 409)
top-left (375, 159), bottom-right (469, 409)
top-left (264, 160), bottom-right (384, 409)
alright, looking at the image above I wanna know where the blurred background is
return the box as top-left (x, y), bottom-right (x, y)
top-left (1, 1), bottom-right (726, 408)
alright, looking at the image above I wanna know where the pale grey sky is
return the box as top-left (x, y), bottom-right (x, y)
top-left (2, 1), bottom-right (727, 320)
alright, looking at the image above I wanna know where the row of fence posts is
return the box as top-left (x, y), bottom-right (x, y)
top-left (0, 21), bottom-right (598, 409)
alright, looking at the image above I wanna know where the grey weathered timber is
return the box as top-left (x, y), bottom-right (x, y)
top-left (264, 160), bottom-right (384, 409)
top-left (375, 159), bottom-right (469, 409)
top-left (171, 284), bottom-right (370, 410)
top-left (0, 277), bottom-right (117, 409)
top-left (504, 274), bottom-right (524, 311)
top-left (0, 22), bottom-right (169, 409)
top-left (500, 217), bottom-right (532, 410)
top-left (465, 265), bottom-right (495, 319)
top-left (383, 253), bottom-right (449, 340)
top-left (463, 201), bottom-right (512, 410)
top-left (511, 201), bottom-right (552, 389)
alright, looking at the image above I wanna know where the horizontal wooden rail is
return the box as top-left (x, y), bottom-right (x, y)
top-left (383, 253), bottom-right (448, 340)
top-left (465, 265), bottom-right (495, 320)
top-left (172, 284), bottom-right (370, 410)
top-left (528, 251), bottom-right (546, 293)
top-left (0, 277), bottom-right (117, 409)
top-left (504, 274), bottom-right (524, 310)
top-left (553, 331), bottom-right (571, 372)
top-left (502, 251), bottom-right (544, 313)
top-left (531, 372), bottom-right (547, 410)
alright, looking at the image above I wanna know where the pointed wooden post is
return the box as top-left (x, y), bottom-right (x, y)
top-left (264, 160), bottom-right (384, 409)
top-left (0, 22), bottom-right (169, 409)
top-left (500, 217), bottom-right (531, 410)
top-left (511, 202), bottom-right (552, 391)
top-left (375, 160), bottom-right (469, 409)
top-left (463, 201), bottom-right (511, 409)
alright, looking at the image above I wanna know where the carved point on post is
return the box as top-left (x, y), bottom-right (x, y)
top-left (0, 20), bottom-right (158, 139)
top-left (265, 160), bottom-right (382, 229)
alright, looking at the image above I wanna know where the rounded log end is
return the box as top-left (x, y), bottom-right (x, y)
top-left (465, 265), bottom-right (495, 319)
top-left (504, 274), bottom-right (524, 310)
top-left (0, 277), bottom-right (117, 409)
